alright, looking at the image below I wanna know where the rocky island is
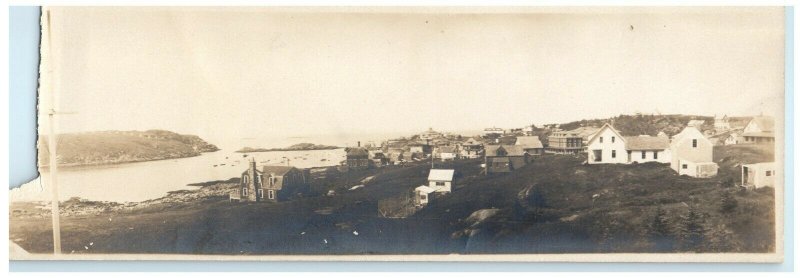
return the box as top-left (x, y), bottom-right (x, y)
top-left (235, 143), bottom-right (340, 153)
top-left (37, 130), bottom-right (220, 167)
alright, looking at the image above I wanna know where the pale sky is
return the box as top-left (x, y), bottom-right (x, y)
top-left (40, 7), bottom-right (785, 143)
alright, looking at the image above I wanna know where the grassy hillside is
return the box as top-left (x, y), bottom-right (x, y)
top-left (38, 130), bottom-right (219, 167)
top-left (11, 145), bottom-right (774, 254)
top-left (559, 114), bottom-right (714, 136)
top-left (417, 145), bottom-right (774, 253)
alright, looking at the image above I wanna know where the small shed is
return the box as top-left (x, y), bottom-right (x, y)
top-left (742, 162), bottom-right (776, 188)
top-left (414, 185), bottom-right (437, 206)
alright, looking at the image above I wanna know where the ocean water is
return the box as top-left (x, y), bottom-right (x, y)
top-left (11, 133), bottom-right (408, 203)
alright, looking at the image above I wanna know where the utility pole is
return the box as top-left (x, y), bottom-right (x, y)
top-left (45, 9), bottom-right (61, 255)
top-left (48, 109), bottom-right (61, 255)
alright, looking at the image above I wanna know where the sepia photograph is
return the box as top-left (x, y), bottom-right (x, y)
top-left (8, 6), bottom-right (785, 262)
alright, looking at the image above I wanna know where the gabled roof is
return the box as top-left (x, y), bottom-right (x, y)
top-left (624, 136), bottom-right (670, 150)
top-left (748, 116), bottom-right (775, 132)
top-left (515, 136), bottom-right (543, 149)
top-left (345, 147), bottom-right (369, 157)
top-left (671, 126), bottom-right (708, 147)
top-left (586, 123), bottom-right (625, 146)
top-left (428, 169), bottom-right (455, 181)
top-left (462, 137), bottom-right (482, 146)
top-left (262, 166), bottom-right (296, 176)
top-left (484, 145), bottom-right (526, 157)
top-left (571, 126), bottom-right (601, 140)
top-left (415, 185), bottom-right (437, 194)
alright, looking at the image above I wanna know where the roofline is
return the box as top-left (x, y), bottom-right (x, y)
top-left (585, 123), bottom-right (626, 146)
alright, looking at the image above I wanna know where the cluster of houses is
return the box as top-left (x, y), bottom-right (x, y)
top-left (231, 116), bottom-right (776, 204)
top-left (585, 123), bottom-right (719, 178)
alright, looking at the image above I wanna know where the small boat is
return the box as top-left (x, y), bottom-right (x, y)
top-left (243, 154), bottom-right (248, 158)
top-left (213, 165), bottom-right (218, 167)
top-left (220, 163), bottom-right (226, 166)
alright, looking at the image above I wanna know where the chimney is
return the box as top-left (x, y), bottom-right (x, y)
top-left (358, 141), bottom-right (361, 147)
top-left (249, 158), bottom-right (256, 172)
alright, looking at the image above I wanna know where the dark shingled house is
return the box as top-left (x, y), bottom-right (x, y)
top-left (345, 143), bottom-right (370, 171)
top-left (483, 145), bottom-right (529, 174)
top-left (232, 160), bottom-right (307, 202)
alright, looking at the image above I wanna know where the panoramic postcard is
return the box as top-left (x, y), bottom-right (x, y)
top-left (10, 7), bottom-right (784, 262)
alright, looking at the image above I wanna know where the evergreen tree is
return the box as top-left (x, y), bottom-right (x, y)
top-left (705, 224), bottom-right (742, 252)
top-left (678, 207), bottom-right (708, 252)
top-left (719, 190), bottom-right (738, 214)
top-left (647, 206), bottom-right (675, 251)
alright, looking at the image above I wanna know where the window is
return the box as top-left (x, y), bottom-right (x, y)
top-left (653, 151), bottom-right (658, 159)
top-left (600, 137), bottom-right (604, 143)
top-left (420, 195), bottom-right (427, 200)
top-left (612, 136), bottom-right (615, 143)
top-left (243, 188), bottom-right (248, 196)
top-left (612, 150), bottom-right (616, 158)
top-left (766, 171), bottom-right (772, 177)
top-left (435, 182), bottom-right (445, 186)
top-left (682, 164), bottom-right (688, 169)
top-left (268, 190), bottom-right (275, 199)
top-left (692, 139), bottom-right (697, 148)
top-left (258, 189), bottom-right (264, 199)
top-left (641, 151), bottom-right (646, 159)
top-left (243, 175), bottom-right (248, 184)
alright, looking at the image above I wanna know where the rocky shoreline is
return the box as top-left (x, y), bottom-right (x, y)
top-left (236, 143), bottom-right (341, 153)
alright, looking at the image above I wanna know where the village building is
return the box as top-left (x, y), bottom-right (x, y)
top-left (484, 145), bottom-right (529, 174)
top-left (741, 162), bottom-right (776, 189)
top-left (483, 127), bottom-right (505, 137)
top-left (742, 116), bottom-right (775, 144)
top-left (687, 119), bottom-right (706, 129)
top-left (459, 137), bottom-right (484, 159)
top-left (261, 165), bottom-right (308, 201)
top-left (433, 145), bottom-right (459, 161)
top-left (231, 160), bottom-right (307, 202)
top-left (724, 130), bottom-right (744, 145)
top-left (625, 135), bottom-right (671, 164)
top-left (345, 144), bottom-right (370, 170)
top-left (515, 136), bottom-right (544, 155)
top-left (523, 125), bottom-right (536, 136)
top-left (714, 115), bottom-right (731, 131)
top-left (586, 124), bottom-right (671, 164)
top-left (408, 142), bottom-right (433, 155)
top-left (586, 124), bottom-right (628, 164)
top-left (419, 128), bottom-right (443, 140)
top-left (547, 130), bottom-right (583, 154)
top-left (548, 126), bottom-right (599, 154)
top-left (414, 169), bottom-right (455, 206)
top-left (708, 130), bottom-right (743, 146)
top-left (669, 126), bottom-right (719, 178)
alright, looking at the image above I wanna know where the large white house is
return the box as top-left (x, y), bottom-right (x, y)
top-left (414, 169), bottom-right (455, 206)
top-left (586, 123), bottom-right (670, 164)
top-left (587, 124), bottom-right (628, 164)
top-left (670, 126), bottom-right (718, 178)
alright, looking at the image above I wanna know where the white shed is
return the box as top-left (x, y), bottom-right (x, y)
top-left (428, 169), bottom-right (455, 193)
top-left (742, 162), bottom-right (776, 188)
